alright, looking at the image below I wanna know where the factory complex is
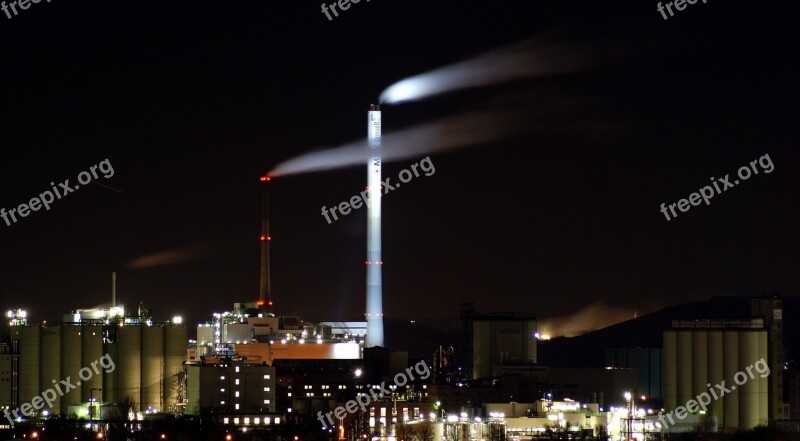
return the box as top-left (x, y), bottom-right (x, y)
top-left (0, 108), bottom-right (792, 441)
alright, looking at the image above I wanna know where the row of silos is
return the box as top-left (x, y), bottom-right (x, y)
top-left (663, 329), bottom-right (768, 430)
top-left (13, 322), bottom-right (186, 415)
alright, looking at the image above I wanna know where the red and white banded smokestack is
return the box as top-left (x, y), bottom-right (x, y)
top-left (259, 175), bottom-right (273, 311)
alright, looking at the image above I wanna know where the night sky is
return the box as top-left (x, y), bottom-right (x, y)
top-left (1, 0), bottom-right (798, 341)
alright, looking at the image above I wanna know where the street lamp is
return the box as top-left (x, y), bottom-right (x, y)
top-left (624, 390), bottom-right (633, 441)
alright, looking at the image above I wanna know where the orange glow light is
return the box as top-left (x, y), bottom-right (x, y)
top-left (257, 300), bottom-right (265, 306)
top-left (260, 235), bottom-right (266, 241)
top-left (268, 301), bottom-right (273, 306)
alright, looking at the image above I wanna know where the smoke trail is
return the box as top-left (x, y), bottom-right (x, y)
top-left (271, 32), bottom-right (629, 177)
top-left (269, 88), bottom-right (619, 177)
top-left (538, 302), bottom-right (639, 338)
top-left (270, 109), bottom-right (516, 176)
top-left (379, 35), bottom-right (616, 104)
top-left (126, 242), bottom-right (212, 270)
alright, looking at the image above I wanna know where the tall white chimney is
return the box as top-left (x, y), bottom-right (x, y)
top-left (365, 104), bottom-right (384, 347)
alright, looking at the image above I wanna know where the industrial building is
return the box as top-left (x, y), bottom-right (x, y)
top-left (605, 347), bottom-right (663, 401)
top-left (750, 294), bottom-right (785, 421)
top-left (8, 305), bottom-right (186, 416)
top-left (185, 357), bottom-right (276, 415)
top-left (194, 303), bottom-right (364, 364)
top-left (466, 312), bottom-right (537, 380)
top-left (663, 318), bottom-right (770, 430)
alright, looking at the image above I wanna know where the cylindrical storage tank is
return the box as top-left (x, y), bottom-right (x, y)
top-left (723, 331), bottom-right (740, 428)
top-left (81, 324), bottom-right (104, 404)
top-left (663, 331), bottom-right (678, 411)
top-left (321, 325), bottom-right (333, 340)
top-left (141, 325), bottom-right (165, 411)
top-left (692, 331), bottom-right (708, 409)
top-left (17, 326), bottom-right (41, 412)
top-left (103, 340), bottom-right (118, 404)
top-left (117, 325), bottom-right (142, 411)
top-left (708, 331), bottom-right (724, 423)
top-left (757, 331), bottom-right (769, 426)
top-left (738, 331), bottom-right (759, 429)
top-left (677, 331), bottom-right (693, 406)
top-left (61, 325), bottom-right (82, 408)
top-left (40, 325), bottom-right (62, 414)
top-left (164, 324), bottom-right (187, 410)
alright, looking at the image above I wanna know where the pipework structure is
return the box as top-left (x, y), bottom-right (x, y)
top-left (365, 104), bottom-right (384, 347)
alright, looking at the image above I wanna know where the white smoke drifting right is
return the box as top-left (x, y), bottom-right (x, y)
top-left (538, 302), bottom-right (640, 338)
top-left (379, 34), bottom-right (622, 104)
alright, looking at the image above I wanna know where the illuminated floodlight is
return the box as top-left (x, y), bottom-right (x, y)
top-left (354, 368), bottom-right (362, 378)
top-left (172, 316), bottom-right (183, 325)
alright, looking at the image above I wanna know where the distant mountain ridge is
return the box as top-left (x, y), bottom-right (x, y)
top-left (538, 295), bottom-right (799, 368)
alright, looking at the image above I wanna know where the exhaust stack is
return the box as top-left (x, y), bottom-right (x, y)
top-left (365, 104), bottom-right (384, 347)
top-left (259, 175), bottom-right (273, 312)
